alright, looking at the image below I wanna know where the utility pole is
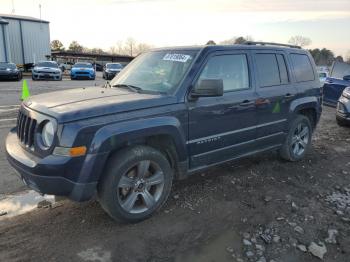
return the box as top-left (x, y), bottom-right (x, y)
top-left (11, 0), bottom-right (15, 14)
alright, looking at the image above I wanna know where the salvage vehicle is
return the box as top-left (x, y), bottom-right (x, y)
top-left (103, 63), bottom-right (123, 80)
top-left (32, 61), bottom-right (62, 81)
top-left (70, 62), bottom-right (96, 80)
top-left (0, 62), bottom-right (22, 81)
top-left (323, 61), bottom-right (350, 107)
top-left (336, 87), bottom-right (350, 126)
top-left (6, 42), bottom-right (322, 222)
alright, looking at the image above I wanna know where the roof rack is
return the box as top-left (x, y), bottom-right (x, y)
top-left (244, 41), bottom-right (301, 49)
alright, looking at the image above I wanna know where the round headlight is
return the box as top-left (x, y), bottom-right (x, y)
top-left (42, 121), bottom-right (55, 147)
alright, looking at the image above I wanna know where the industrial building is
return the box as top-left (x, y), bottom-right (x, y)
top-left (0, 14), bottom-right (50, 67)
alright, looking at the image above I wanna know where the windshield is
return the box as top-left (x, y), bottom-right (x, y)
top-left (0, 63), bottom-right (16, 69)
top-left (73, 63), bottom-right (93, 68)
top-left (36, 62), bottom-right (58, 68)
top-left (110, 50), bottom-right (197, 93)
top-left (107, 63), bottom-right (122, 69)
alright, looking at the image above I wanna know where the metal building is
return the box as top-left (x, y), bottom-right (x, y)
top-left (0, 14), bottom-right (50, 66)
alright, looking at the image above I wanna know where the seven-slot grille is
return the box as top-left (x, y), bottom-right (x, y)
top-left (17, 110), bottom-right (37, 147)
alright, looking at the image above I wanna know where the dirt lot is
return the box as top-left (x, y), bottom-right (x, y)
top-left (0, 105), bottom-right (349, 262)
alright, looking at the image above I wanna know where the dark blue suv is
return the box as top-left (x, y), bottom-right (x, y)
top-left (6, 42), bottom-right (322, 222)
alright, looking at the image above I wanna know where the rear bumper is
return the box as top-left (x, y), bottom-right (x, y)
top-left (5, 128), bottom-right (102, 201)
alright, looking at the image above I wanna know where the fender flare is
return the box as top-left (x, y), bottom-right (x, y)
top-left (88, 116), bottom-right (188, 162)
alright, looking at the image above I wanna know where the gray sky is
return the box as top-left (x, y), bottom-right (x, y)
top-left (1, 0), bottom-right (350, 56)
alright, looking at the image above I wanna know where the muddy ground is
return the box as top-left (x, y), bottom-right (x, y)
top-left (0, 105), bottom-right (349, 262)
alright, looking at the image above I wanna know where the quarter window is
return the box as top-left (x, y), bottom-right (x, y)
top-left (197, 54), bottom-right (250, 91)
top-left (291, 54), bottom-right (315, 82)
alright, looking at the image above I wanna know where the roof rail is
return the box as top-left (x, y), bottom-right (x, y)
top-left (244, 41), bottom-right (301, 49)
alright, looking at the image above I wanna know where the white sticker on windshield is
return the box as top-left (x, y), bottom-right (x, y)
top-left (163, 53), bottom-right (191, 63)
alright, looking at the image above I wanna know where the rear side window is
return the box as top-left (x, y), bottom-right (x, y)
top-left (256, 54), bottom-right (280, 87)
top-left (290, 54), bottom-right (315, 82)
top-left (198, 54), bottom-right (250, 91)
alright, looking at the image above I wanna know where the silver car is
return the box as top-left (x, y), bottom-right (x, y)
top-left (32, 61), bottom-right (62, 81)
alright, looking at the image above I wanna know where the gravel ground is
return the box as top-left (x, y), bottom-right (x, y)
top-left (0, 105), bottom-right (349, 262)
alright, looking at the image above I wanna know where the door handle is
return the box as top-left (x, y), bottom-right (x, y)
top-left (239, 100), bottom-right (255, 106)
top-left (255, 98), bottom-right (270, 106)
top-left (285, 93), bottom-right (295, 98)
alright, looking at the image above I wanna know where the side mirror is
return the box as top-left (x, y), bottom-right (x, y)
top-left (343, 75), bottom-right (350, 81)
top-left (191, 79), bottom-right (224, 98)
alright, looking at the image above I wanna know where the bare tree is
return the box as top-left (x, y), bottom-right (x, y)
top-left (51, 40), bottom-right (64, 51)
top-left (219, 36), bottom-right (254, 45)
top-left (288, 36), bottom-right (312, 47)
top-left (125, 37), bottom-right (136, 56)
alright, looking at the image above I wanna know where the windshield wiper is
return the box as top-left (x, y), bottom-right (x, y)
top-left (112, 84), bottom-right (142, 93)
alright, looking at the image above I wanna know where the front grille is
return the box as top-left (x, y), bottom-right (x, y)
top-left (38, 71), bottom-right (54, 74)
top-left (17, 111), bottom-right (37, 147)
top-left (76, 71), bottom-right (89, 74)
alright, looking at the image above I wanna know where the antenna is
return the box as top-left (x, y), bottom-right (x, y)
top-left (39, 3), bottom-right (42, 29)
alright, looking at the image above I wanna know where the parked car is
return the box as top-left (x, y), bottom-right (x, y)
top-left (32, 61), bottom-right (62, 81)
top-left (70, 62), bottom-right (96, 80)
top-left (336, 87), bottom-right (350, 126)
top-left (6, 43), bottom-right (322, 222)
top-left (318, 71), bottom-right (328, 85)
top-left (103, 63), bottom-right (123, 80)
top-left (92, 63), bottom-right (103, 72)
top-left (59, 62), bottom-right (73, 72)
top-left (0, 62), bottom-right (22, 81)
top-left (323, 75), bottom-right (350, 107)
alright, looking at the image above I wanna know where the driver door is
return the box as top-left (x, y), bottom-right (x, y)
top-left (187, 51), bottom-right (258, 168)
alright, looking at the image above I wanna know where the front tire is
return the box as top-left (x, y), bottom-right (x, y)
top-left (279, 115), bottom-right (312, 161)
top-left (336, 117), bottom-right (349, 127)
top-left (98, 145), bottom-right (173, 223)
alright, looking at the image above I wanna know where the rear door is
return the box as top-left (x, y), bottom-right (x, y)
top-left (187, 50), bottom-right (258, 168)
top-left (252, 50), bottom-right (297, 147)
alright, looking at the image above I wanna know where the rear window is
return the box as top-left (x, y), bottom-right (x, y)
top-left (256, 53), bottom-right (289, 87)
top-left (291, 54), bottom-right (315, 82)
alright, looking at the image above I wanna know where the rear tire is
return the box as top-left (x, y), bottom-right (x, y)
top-left (98, 145), bottom-right (173, 223)
top-left (279, 115), bottom-right (312, 161)
top-left (336, 117), bottom-right (349, 127)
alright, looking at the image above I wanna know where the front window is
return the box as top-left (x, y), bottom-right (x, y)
top-left (107, 63), bottom-right (122, 69)
top-left (36, 62), bottom-right (58, 68)
top-left (110, 50), bottom-right (197, 93)
top-left (73, 63), bottom-right (93, 68)
top-left (0, 63), bottom-right (16, 69)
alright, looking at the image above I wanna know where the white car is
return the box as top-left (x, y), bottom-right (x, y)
top-left (32, 61), bottom-right (62, 81)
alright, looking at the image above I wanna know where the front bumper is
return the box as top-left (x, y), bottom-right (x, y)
top-left (5, 128), bottom-right (99, 201)
top-left (71, 71), bottom-right (95, 79)
top-left (32, 72), bottom-right (61, 80)
top-left (0, 72), bottom-right (20, 80)
top-left (105, 71), bottom-right (119, 79)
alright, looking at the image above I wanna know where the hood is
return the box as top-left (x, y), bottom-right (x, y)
top-left (23, 86), bottom-right (177, 123)
top-left (34, 66), bottom-right (60, 72)
top-left (107, 68), bottom-right (121, 72)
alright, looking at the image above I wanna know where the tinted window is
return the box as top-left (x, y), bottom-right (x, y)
top-left (276, 54), bottom-right (289, 84)
top-left (198, 54), bottom-right (249, 91)
top-left (256, 54), bottom-right (280, 87)
top-left (73, 63), bottom-right (93, 68)
top-left (36, 62), bottom-right (58, 68)
top-left (291, 54), bottom-right (314, 82)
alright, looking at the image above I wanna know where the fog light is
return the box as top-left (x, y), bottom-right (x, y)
top-left (53, 146), bottom-right (87, 157)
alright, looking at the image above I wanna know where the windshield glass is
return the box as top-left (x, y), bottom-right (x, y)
top-left (36, 62), bottom-right (58, 68)
top-left (110, 50), bottom-right (197, 93)
top-left (107, 63), bottom-right (122, 69)
top-left (0, 63), bottom-right (16, 69)
top-left (73, 63), bottom-right (93, 68)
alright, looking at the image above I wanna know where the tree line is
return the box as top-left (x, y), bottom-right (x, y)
top-left (51, 38), bottom-right (153, 57)
top-left (51, 36), bottom-right (350, 65)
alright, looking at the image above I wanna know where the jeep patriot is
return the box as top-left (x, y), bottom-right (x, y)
top-left (6, 42), bottom-right (322, 222)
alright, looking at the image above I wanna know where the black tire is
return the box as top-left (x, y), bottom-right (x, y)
top-left (279, 115), bottom-right (312, 161)
top-left (98, 145), bottom-right (173, 223)
top-left (336, 117), bottom-right (349, 127)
